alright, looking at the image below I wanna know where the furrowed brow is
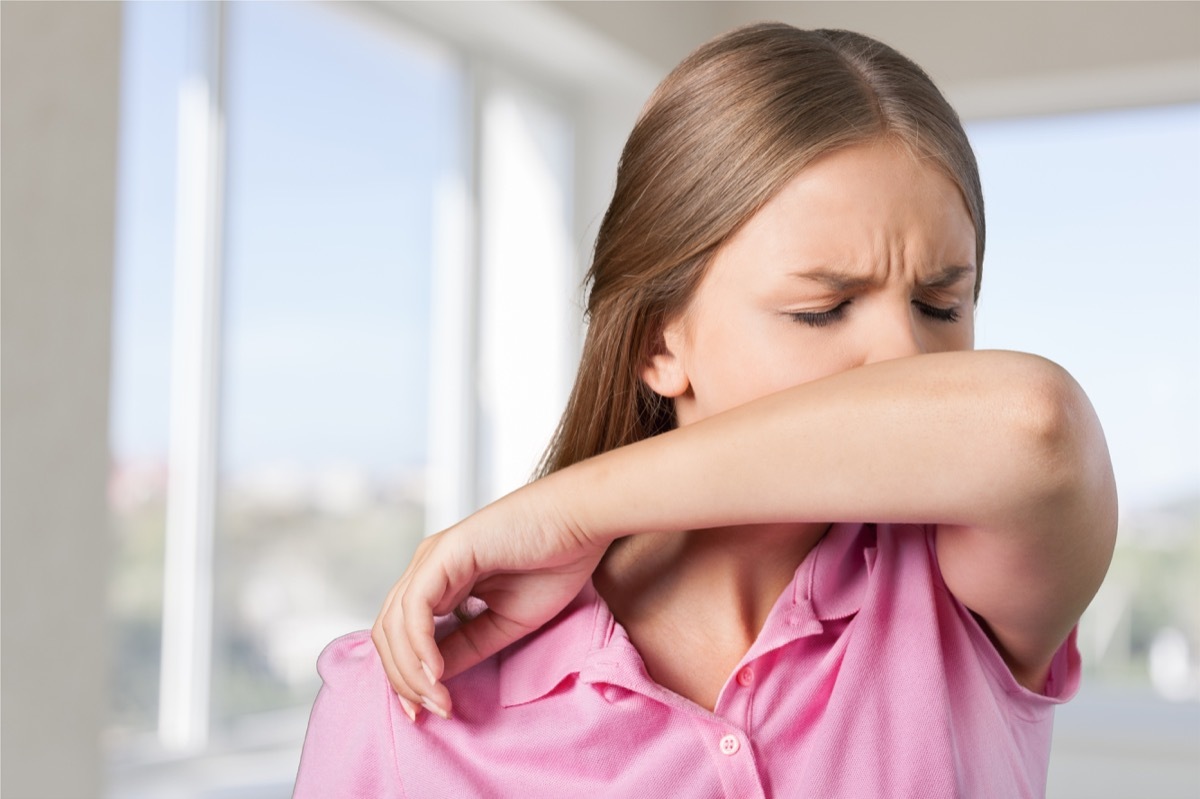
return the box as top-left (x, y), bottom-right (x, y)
top-left (788, 269), bottom-right (875, 292)
top-left (920, 264), bottom-right (976, 290)
top-left (788, 264), bottom-right (976, 292)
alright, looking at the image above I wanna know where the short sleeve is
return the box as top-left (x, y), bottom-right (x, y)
top-left (925, 526), bottom-right (1082, 714)
top-left (1039, 624), bottom-right (1082, 702)
top-left (294, 630), bottom-right (407, 798)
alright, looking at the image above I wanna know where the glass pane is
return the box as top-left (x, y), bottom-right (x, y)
top-left (971, 105), bottom-right (1200, 690)
top-left (969, 106), bottom-right (1200, 794)
top-left (971, 105), bottom-right (1200, 515)
top-left (107, 0), bottom-right (189, 746)
top-left (215, 2), bottom-right (462, 724)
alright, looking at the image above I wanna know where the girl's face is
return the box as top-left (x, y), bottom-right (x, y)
top-left (644, 139), bottom-right (978, 426)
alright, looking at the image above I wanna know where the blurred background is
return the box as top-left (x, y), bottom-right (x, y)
top-left (2, 2), bottom-right (1197, 797)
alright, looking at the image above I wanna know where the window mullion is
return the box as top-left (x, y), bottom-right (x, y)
top-left (158, 0), bottom-right (227, 754)
top-left (426, 57), bottom-right (483, 534)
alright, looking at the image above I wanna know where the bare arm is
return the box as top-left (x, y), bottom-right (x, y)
top-left (375, 350), bottom-right (1116, 713)
top-left (565, 349), bottom-right (1116, 689)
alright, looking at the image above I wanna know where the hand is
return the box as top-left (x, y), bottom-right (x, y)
top-left (371, 479), bottom-right (609, 720)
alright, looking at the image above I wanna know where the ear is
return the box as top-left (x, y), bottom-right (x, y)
top-left (640, 317), bottom-right (691, 398)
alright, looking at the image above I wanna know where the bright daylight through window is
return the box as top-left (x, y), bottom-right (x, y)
top-left (969, 104), bottom-right (1200, 701)
top-left (107, 0), bottom-right (462, 763)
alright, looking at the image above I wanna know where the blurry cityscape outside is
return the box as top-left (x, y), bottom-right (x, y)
top-left (107, 0), bottom-right (1199, 771)
top-left (107, 0), bottom-right (459, 747)
top-left (968, 105), bottom-right (1200, 708)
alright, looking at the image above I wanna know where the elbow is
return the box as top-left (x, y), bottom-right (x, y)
top-left (1012, 357), bottom-right (1089, 466)
top-left (1004, 356), bottom-right (1117, 526)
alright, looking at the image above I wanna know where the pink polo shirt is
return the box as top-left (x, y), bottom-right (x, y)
top-left (295, 522), bottom-right (1079, 797)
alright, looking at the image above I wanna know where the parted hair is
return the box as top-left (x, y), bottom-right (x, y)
top-left (537, 23), bottom-right (984, 477)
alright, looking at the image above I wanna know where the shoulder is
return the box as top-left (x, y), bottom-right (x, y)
top-left (313, 619), bottom-right (507, 715)
top-left (296, 630), bottom-right (408, 797)
top-left (297, 595), bottom-right (602, 797)
top-left (315, 628), bottom-right (384, 683)
top-left (297, 623), bottom-right (514, 797)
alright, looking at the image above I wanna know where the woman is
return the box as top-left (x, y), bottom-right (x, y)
top-left (297, 23), bottom-right (1116, 797)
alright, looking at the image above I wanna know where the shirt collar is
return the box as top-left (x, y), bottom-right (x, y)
top-left (803, 521), bottom-right (877, 622)
top-left (497, 522), bottom-right (877, 708)
top-left (498, 582), bottom-right (608, 707)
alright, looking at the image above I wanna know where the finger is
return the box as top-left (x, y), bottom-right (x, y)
top-left (386, 610), bottom-right (446, 719)
top-left (372, 537), bottom-right (440, 707)
top-left (372, 580), bottom-right (404, 685)
top-left (397, 568), bottom-right (466, 719)
top-left (373, 577), bottom-right (434, 723)
top-left (371, 619), bottom-right (420, 723)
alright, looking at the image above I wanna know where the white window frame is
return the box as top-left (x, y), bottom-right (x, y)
top-left (137, 1), bottom-right (652, 786)
top-left (158, 0), bottom-right (226, 754)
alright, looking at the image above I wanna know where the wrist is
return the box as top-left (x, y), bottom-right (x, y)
top-left (541, 455), bottom-right (622, 548)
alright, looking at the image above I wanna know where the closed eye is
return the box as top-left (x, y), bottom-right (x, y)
top-left (789, 301), bottom-right (850, 328)
top-left (913, 300), bottom-right (961, 323)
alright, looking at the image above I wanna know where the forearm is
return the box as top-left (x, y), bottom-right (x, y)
top-left (557, 350), bottom-right (1106, 543)
top-left (377, 351), bottom-right (1113, 701)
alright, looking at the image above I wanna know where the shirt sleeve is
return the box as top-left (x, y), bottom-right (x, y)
top-left (926, 525), bottom-right (1082, 709)
top-left (294, 630), bottom-right (407, 798)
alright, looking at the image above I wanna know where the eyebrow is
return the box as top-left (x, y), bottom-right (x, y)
top-left (920, 264), bottom-right (976, 290)
top-left (790, 264), bottom-right (976, 291)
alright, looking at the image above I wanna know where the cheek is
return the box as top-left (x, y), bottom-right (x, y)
top-left (961, 314), bottom-right (976, 350)
top-left (778, 340), bottom-right (863, 387)
top-left (931, 315), bottom-right (975, 352)
top-left (690, 332), bottom-right (852, 416)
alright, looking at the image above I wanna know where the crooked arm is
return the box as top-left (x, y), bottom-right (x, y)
top-left (563, 349), bottom-right (1116, 688)
top-left (376, 349), bottom-right (1116, 713)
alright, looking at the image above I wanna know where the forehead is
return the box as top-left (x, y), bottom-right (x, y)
top-left (706, 140), bottom-right (977, 287)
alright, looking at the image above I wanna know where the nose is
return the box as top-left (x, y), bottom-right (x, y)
top-left (863, 304), bottom-right (925, 365)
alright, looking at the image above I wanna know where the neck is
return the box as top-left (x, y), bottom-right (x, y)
top-left (594, 522), bottom-right (829, 709)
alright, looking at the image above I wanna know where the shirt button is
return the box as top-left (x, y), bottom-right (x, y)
top-left (719, 734), bottom-right (740, 756)
top-left (736, 667), bottom-right (755, 687)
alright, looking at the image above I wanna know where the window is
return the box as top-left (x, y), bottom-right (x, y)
top-left (967, 104), bottom-right (1200, 796)
top-left (212, 0), bottom-right (461, 727)
top-left (107, 0), bottom-right (188, 747)
top-left (107, 2), bottom-right (575, 794)
top-left (476, 80), bottom-right (575, 501)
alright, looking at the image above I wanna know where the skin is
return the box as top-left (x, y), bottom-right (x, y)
top-left (595, 138), bottom-right (978, 708)
top-left (373, 139), bottom-right (1117, 721)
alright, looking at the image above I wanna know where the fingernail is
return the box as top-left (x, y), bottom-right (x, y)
top-left (419, 694), bottom-right (450, 720)
top-left (397, 694), bottom-right (418, 723)
top-left (420, 660), bottom-right (438, 686)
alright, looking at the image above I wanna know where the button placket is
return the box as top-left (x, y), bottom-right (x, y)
top-left (736, 667), bottom-right (755, 687)
top-left (704, 721), bottom-right (766, 799)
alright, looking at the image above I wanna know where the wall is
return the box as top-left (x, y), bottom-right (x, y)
top-left (551, 1), bottom-right (1200, 119)
top-left (1, 2), bottom-right (123, 796)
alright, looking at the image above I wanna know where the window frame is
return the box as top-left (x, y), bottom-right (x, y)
top-left (112, 0), bottom-right (648, 788)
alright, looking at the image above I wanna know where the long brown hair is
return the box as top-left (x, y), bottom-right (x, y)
top-left (537, 23), bottom-right (984, 477)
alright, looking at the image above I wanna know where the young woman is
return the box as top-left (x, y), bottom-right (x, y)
top-left (296, 23), bottom-right (1116, 798)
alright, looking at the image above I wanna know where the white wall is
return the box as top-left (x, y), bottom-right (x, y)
top-left (551, 1), bottom-right (1200, 119)
top-left (763, 0), bottom-right (1200, 117)
top-left (1, 2), bottom-right (123, 797)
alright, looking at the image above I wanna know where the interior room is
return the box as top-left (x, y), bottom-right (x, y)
top-left (3, 2), bottom-right (1198, 797)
